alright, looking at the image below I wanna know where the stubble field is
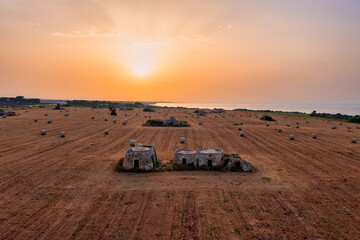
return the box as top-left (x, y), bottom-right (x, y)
top-left (0, 107), bottom-right (359, 239)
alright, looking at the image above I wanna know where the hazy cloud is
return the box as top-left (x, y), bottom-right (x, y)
top-left (131, 39), bottom-right (172, 46)
top-left (218, 25), bottom-right (232, 29)
top-left (28, 22), bottom-right (40, 27)
top-left (177, 34), bottom-right (209, 42)
top-left (52, 27), bottom-right (121, 38)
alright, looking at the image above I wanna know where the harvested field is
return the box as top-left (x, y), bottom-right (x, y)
top-left (0, 108), bottom-right (360, 239)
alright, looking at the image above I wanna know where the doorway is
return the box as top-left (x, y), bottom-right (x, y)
top-left (134, 160), bottom-right (139, 168)
top-left (208, 160), bottom-right (212, 167)
top-left (182, 158), bottom-right (187, 165)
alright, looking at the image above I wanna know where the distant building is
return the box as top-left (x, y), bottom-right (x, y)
top-left (163, 116), bottom-right (188, 126)
top-left (145, 116), bottom-right (189, 127)
top-left (211, 108), bottom-right (225, 113)
top-left (196, 109), bottom-right (207, 116)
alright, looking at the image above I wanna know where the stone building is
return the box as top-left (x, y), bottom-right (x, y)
top-left (174, 149), bottom-right (197, 165)
top-left (162, 116), bottom-right (188, 126)
top-left (211, 108), bottom-right (225, 113)
top-left (173, 148), bottom-right (224, 167)
top-left (225, 154), bottom-right (252, 172)
top-left (145, 116), bottom-right (189, 127)
top-left (196, 109), bottom-right (207, 116)
top-left (123, 146), bottom-right (156, 171)
top-left (197, 148), bottom-right (224, 167)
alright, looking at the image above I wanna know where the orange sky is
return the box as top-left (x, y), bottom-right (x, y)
top-left (0, 0), bottom-right (359, 103)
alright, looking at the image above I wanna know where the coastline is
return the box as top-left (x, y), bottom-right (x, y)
top-left (151, 102), bottom-right (360, 116)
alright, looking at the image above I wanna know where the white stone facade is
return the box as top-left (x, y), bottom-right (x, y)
top-left (196, 148), bottom-right (224, 167)
top-left (173, 148), bottom-right (224, 167)
top-left (123, 146), bottom-right (156, 171)
top-left (174, 149), bottom-right (197, 165)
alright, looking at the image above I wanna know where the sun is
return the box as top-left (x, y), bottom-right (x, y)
top-left (128, 44), bottom-right (155, 77)
top-left (130, 54), bottom-right (152, 77)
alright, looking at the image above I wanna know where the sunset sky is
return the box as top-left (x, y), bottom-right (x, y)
top-left (0, 0), bottom-right (359, 103)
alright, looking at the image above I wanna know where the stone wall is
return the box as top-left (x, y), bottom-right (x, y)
top-left (197, 148), bottom-right (224, 167)
top-left (226, 153), bottom-right (253, 172)
top-left (123, 146), bottom-right (155, 171)
top-left (173, 149), bottom-right (197, 165)
top-left (174, 148), bottom-right (224, 167)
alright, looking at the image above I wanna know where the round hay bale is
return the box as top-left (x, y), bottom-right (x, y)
top-left (60, 132), bottom-right (65, 138)
top-left (240, 131), bottom-right (245, 137)
top-left (180, 137), bottom-right (185, 144)
top-left (137, 143), bottom-right (143, 147)
top-left (357, 126), bottom-right (360, 129)
top-left (34, 118), bottom-right (38, 122)
top-left (105, 117), bottom-right (108, 121)
top-left (44, 113), bottom-right (48, 116)
top-left (91, 116), bottom-right (95, 119)
top-left (47, 120), bottom-right (52, 124)
top-left (130, 140), bottom-right (136, 147)
top-left (104, 129), bottom-right (109, 135)
top-left (340, 122), bottom-right (343, 125)
top-left (278, 128), bottom-right (282, 132)
top-left (238, 126), bottom-right (242, 131)
top-left (240, 122), bottom-right (244, 125)
top-left (2, 115), bottom-right (6, 119)
top-left (41, 130), bottom-right (46, 135)
top-left (352, 138), bottom-right (357, 144)
top-left (306, 121), bottom-right (309, 124)
top-left (123, 120), bottom-right (127, 125)
top-left (296, 121), bottom-right (299, 125)
top-left (312, 133), bottom-right (317, 139)
top-left (290, 135), bottom-right (294, 140)
top-left (347, 126), bottom-right (352, 129)
top-left (113, 119), bottom-right (116, 123)
top-left (287, 123), bottom-right (291, 127)
top-left (332, 126), bottom-right (337, 129)
top-left (266, 123), bottom-right (270, 126)
top-left (199, 121), bottom-right (202, 125)
top-left (64, 113), bottom-right (69, 117)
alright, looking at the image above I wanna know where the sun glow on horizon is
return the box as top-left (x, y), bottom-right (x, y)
top-left (130, 55), bottom-right (153, 77)
top-left (127, 43), bottom-right (157, 77)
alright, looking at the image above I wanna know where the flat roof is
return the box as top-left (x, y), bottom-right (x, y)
top-left (131, 147), bottom-right (150, 152)
top-left (176, 149), bottom-right (196, 154)
top-left (199, 148), bottom-right (221, 154)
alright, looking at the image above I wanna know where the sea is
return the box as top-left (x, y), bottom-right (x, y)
top-left (151, 102), bottom-right (360, 116)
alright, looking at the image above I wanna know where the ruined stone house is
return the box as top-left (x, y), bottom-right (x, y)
top-left (123, 146), bottom-right (156, 171)
top-left (174, 148), bottom-right (224, 167)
